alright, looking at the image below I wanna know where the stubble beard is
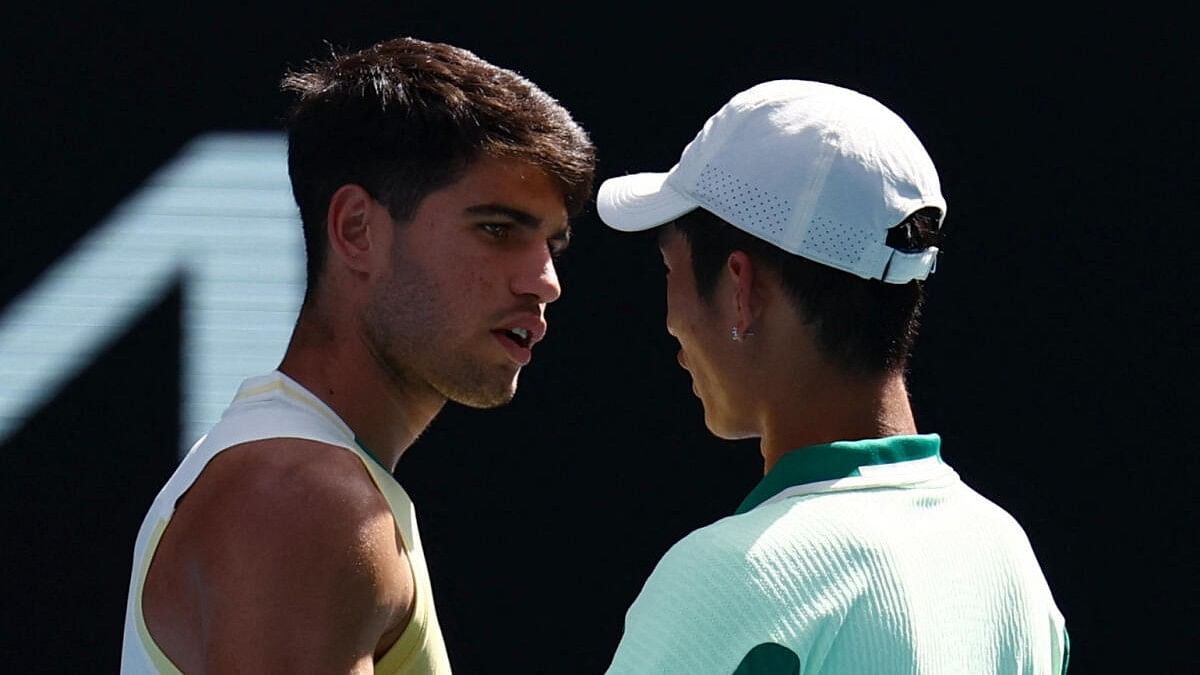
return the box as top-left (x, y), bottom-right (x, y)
top-left (363, 269), bottom-right (518, 411)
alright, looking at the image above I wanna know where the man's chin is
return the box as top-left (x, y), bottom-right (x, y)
top-left (453, 391), bottom-right (516, 409)
top-left (443, 375), bottom-right (518, 409)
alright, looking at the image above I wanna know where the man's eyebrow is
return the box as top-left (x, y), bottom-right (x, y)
top-left (463, 204), bottom-right (540, 228)
top-left (464, 204), bottom-right (570, 240)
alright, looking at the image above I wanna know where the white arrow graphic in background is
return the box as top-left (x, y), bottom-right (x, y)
top-left (0, 132), bottom-right (305, 457)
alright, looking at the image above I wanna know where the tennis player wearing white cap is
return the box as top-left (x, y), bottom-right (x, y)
top-left (597, 80), bottom-right (1068, 674)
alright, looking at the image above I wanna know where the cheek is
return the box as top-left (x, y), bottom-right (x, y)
top-left (464, 251), bottom-right (506, 293)
top-left (664, 291), bottom-right (685, 336)
top-left (442, 260), bottom-right (489, 299)
top-left (665, 289), bottom-right (703, 339)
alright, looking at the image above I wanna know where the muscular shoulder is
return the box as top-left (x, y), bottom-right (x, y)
top-left (144, 438), bottom-right (412, 669)
top-left (184, 438), bottom-right (386, 528)
top-left (173, 437), bottom-right (405, 585)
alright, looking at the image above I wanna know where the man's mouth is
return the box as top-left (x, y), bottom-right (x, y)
top-left (504, 327), bottom-right (532, 349)
top-left (492, 313), bottom-right (545, 366)
top-left (492, 328), bottom-right (534, 366)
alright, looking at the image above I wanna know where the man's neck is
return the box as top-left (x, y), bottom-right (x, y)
top-left (758, 372), bottom-right (917, 474)
top-left (278, 312), bottom-right (445, 472)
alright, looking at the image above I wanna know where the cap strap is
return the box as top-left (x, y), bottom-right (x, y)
top-left (880, 247), bottom-right (939, 283)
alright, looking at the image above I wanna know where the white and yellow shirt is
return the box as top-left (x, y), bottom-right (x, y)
top-left (120, 371), bottom-right (451, 674)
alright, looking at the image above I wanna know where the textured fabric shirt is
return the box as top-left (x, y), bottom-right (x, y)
top-left (120, 371), bottom-right (452, 674)
top-left (605, 434), bottom-right (1068, 674)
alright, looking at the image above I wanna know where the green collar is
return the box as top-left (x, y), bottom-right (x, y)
top-left (735, 434), bottom-right (942, 515)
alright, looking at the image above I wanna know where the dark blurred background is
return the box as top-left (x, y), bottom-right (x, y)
top-left (2, 3), bottom-right (1193, 672)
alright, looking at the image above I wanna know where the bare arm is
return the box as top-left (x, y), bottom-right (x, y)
top-left (143, 438), bottom-right (413, 674)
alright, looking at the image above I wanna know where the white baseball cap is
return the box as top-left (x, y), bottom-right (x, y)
top-left (597, 79), bottom-right (947, 283)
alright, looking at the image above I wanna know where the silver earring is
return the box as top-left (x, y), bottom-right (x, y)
top-left (731, 325), bottom-right (756, 341)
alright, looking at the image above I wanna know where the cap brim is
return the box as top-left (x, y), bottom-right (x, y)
top-left (596, 171), bottom-right (697, 232)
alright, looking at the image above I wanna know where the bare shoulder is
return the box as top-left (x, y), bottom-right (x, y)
top-left (143, 438), bottom-right (413, 672)
top-left (185, 437), bottom-right (390, 527)
top-left (162, 438), bottom-right (399, 561)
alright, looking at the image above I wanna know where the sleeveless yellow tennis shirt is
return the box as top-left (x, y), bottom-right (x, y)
top-left (120, 371), bottom-right (452, 674)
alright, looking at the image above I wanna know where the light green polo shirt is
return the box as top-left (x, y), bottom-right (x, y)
top-left (605, 434), bottom-right (1069, 675)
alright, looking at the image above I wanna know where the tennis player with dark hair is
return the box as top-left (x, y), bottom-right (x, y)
top-left (120, 36), bottom-right (595, 674)
top-left (596, 80), bottom-right (1067, 674)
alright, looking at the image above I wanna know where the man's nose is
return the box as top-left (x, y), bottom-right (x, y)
top-left (511, 246), bottom-right (561, 304)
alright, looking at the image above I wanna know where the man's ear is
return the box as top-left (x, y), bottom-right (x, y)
top-left (326, 184), bottom-right (384, 276)
top-left (726, 250), bottom-right (762, 337)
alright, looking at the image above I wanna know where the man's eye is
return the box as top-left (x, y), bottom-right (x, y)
top-left (480, 222), bottom-right (510, 238)
top-left (549, 239), bottom-right (569, 259)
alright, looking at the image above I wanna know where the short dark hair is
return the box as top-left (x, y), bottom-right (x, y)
top-left (670, 207), bottom-right (943, 377)
top-left (280, 36), bottom-right (596, 295)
